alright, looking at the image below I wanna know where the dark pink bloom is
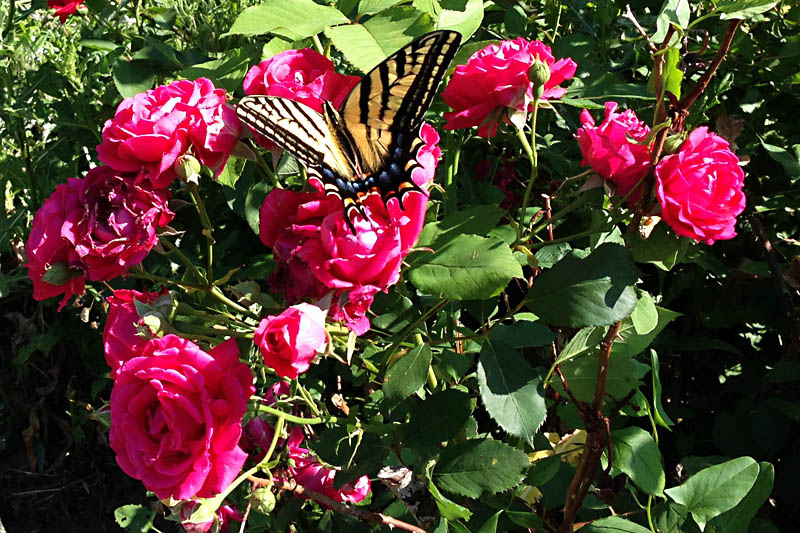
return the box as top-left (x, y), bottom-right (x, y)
top-left (576, 102), bottom-right (652, 206)
top-left (253, 303), bottom-right (329, 380)
top-left (103, 289), bottom-right (165, 378)
top-left (24, 167), bottom-right (173, 310)
top-left (442, 37), bottom-right (577, 137)
top-left (286, 428), bottom-right (370, 504)
top-left (97, 78), bottom-right (242, 188)
top-left (242, 49), bottom-right (360, 149)
top-left (47, 0), bottom-right (84, 23)
top-left (259, 124), bottom-right (440, 334)
top-left (655, 127), bottom-right (746, 244)
top-left (110, 336), bottom-right (254, 500)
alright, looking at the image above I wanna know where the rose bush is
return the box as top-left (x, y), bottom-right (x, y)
top-left (103, 289), bottom-right (165, 378)
top-left (442, 37), bottom-right (577, 137)
top-left (109, 336), bottom-right (254, 500)
top-left (259, 124), bottom-right (440, 334)
top-left (253, 303), bottom-right (329, 379)
top-left (576, 101), bottom-right (652, 206)
top-left (655, 126), bottom-right (746, 244)
top-left (96, 78), bottom-right (241, 189)
top-left (25, 166), bottom-right (173, 310)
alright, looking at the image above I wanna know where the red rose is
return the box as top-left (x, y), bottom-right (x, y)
top-left (103, 289), bottom-right (166, 378)
top-left (254, 303), bottom-right (329, 380)
top-left (576, 101), bottom-right (652, 206)
top-left (655, 127), bottom-right (746, 244)
top-left (25, 167), bottom-right (173, 310)
top-left (47, 0), bottom-right (84, 23)
top-left (110, 336), bottom-right (254, 500)
top-left (259, 124), bottom-right (439, 334)
top-left (442, 37), bottom-right (577, 137)
top-left (242, 49), bottom-right (360, 149)
top-left (97, 78), bottom-right (242, 188)
top-left (286, 428), bottom-right (370, 504)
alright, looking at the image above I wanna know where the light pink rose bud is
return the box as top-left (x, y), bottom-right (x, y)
top-left (253, 303), bottom-right (329, 379)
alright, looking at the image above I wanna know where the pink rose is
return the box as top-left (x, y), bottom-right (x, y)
top-left (254, 303), bottom-right (329, 379)
top-left (242, 49), bottom-right (360, 149)
top-left (110, 336), bottom-right (254, 500)
top-left (103, 289), bottom-right (165, 378)
top-left (576, 102), bottom-right (652, 206)
top-left (654, 127), bottom-right (746, 244)
top-left (180, 502), bottom-right (243, 533)
top-left (259, 124), bottom-right (440, 334)
top-left (442, 38), bottom-right (577, 137)
top-left (97, 78), bottom-right (242, 188)
top-left (286, 428), bottom-right (371, 504)
top-left (47, 0), bottom-right (84, 23)
top-left (25, 167), bottom-right (173, 310)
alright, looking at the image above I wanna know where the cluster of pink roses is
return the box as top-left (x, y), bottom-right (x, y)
top-left (576, 103), bottom-right (746, 244)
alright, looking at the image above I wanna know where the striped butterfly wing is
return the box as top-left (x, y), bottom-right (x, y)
top-left (338, 30), bottom-right (462, 204)
top-left (236, 95), bottom-right (354, 180)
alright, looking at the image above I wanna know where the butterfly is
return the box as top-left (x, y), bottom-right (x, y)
top-left (236, 30), bottom-right (462, 232)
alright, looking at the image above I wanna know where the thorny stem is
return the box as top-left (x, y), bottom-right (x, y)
top-left (679, 20), bottom-right (742, 113)
top-left (558, 321), bottom-right (622, 533)
top-left (187, 181), bottom-right (215, 285)
top-left (160, 237), bottom-right (206, 285)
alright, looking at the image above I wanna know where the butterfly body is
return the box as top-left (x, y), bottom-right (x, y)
top-left (236, 30), bottom-right (462, 229)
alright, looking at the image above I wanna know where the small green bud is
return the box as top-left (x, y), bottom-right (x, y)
top-left (41, 262), bottom-right (82, 286)
top-left (175, 154), bottom-right (202, 182)
top-left (528, 58), bottom-right (551, 100)
top-left (251, 486), bottom-right (276, 515)
top-left (662, 134), bottom-right (686, 155)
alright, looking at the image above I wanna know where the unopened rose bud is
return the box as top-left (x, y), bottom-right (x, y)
top-left (528, 58), bottom-right (551, 99)
top-left (662, 134), bottom-right (686, 155)
top-left (251, 486), bottom-right (276, 515)
top-left (176, 154), bottom-right (202, 182)
top-left (41, 261), bottom-right (82, 286)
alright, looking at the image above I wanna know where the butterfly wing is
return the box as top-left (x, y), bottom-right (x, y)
top-left (236, 95), bottom-right (354, 179)
top-left (339, 30), bottom-right (462, 177)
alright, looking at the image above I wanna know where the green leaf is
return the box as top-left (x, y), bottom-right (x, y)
top-left (325, 24), bottom-right (386, 73)
top-left (180, 48), bottom-right (254, 92)
top-left (715, 0), bottom-right (779, 20)
top-left (383, 344), bottom-right (433, 404)
top-left (224, 0), bottom-right (349, 38)
top-left (525, 243), bottom-right (638, 327)
top-left (477, 341), bottom-right (546, 446)
top-left (580, 516), bottom-right (653, 533)
top-left (436, 0), bottom-right (484, 40)
top-left (506, 511), bottom-right (544, 529)
top-left (112, 59), bottom-right (155, 98)
top-left (476, 510), bottom-right (501, 533)
top-left (664, 457), bottom-right (760, 530)
top-left (626, 222), bottom-right (690, 270)
top-left (408, 234), bottom-right (522, 300)
top-left (555, 350), bottom-right (642, 403)
top-left (427, 477), bottom-right (473, 521)
top-left (654, 0), bottom-right (691, 42)
top-left (246, 181), bottom-right (271, 235)
top-left (612, 306), bottom-right (681, 359)
top-left (610, 427), bottom-right (665, 496)
top-left (488, 320), bottom-right (555, 348)
top-left (407, 388), bottom-right (473, 444)
top-left (217, 156), bottom-right (246, 189)
top-left (535, 242), bottom-right (572, 268)
top-left (555, 327), bottom-right (605, 366)
top-left (434, 438), bottom-right (529, 498)
top-left (417, 205), bottom-right (507, 247)
top-left (504, 4), bottom-right (528, 36)
top-left (709, 462), bottom-right (774, 532)
top-left (114, 504), bottom-right (156, 532)
top-left (631, 291), bottom-right (659, 334)
top-left (79, 39), bottom-right (119, 52)
top-left (358, 0), bottom-right (406, 16)
top-left (363, 6), bottom-right (434, 57)
top-left (650, 350), bottom-right (675, 428)
top-left (663, 46), bottom-right (684, 99)
top-left (760, 139), bottom-right (800, 180)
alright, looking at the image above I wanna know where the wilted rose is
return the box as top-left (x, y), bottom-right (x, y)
top-left (442, 38), bottom-right (577, 137)
top-left (655, 127), bottom-right (746, 244)
top-left (25, 166), bottom-right (173, 310)
top-left (97, 78), bottom-right (242, 188)
top-left (110, 336), bottom-right (254, 500)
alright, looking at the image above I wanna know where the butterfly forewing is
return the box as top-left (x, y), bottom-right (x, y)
top-left (236, 96), bottom-right (354, 178)
top-left (339, 30), bottom-right (462, 174)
